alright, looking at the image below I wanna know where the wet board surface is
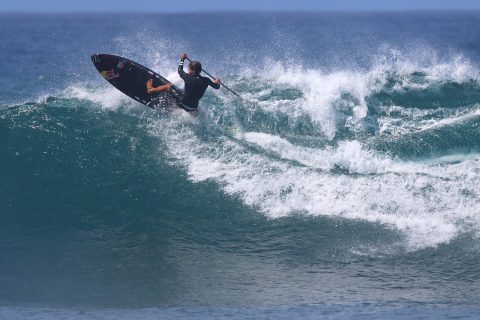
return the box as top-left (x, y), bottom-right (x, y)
top-left (91, 53), bottom-right (185, 110)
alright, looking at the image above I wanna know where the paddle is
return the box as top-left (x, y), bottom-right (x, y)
top-left (185, 57), bottom-right (241, 98)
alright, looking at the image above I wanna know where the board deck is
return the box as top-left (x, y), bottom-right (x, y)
top-left (91, 53), bottom-right (184, 110)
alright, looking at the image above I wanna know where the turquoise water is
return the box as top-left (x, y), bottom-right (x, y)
top-left (1, 12), bottom-right (480, 319)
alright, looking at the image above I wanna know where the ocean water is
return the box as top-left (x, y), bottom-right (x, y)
top-left (1, 11), bottom-right (480, 319)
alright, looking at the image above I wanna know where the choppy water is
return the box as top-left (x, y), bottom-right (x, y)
top-left (1, 11), bottom-right (480, 319)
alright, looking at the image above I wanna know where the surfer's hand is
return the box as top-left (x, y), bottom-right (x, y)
top-left (180, 53), bottom-right (187, 59)
top-left (166, 83), bottom-right (173, 90)
top-left (214, 78), bottom-right (221, 84)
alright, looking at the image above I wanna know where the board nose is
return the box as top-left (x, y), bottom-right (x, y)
top-left (91, 54), bottom-right (100, 64)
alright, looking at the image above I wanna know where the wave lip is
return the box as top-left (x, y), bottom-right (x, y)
top-left (236, 54), bottom-right (480, 141)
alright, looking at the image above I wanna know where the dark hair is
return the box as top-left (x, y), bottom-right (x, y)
top-left (188, 61), bottom-right (202, 75)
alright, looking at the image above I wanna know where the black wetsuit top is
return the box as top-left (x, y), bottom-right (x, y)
top-left (178, 58), bottom-right (220, 110)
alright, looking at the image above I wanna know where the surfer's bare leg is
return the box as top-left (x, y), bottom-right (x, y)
top-left (146, 79), bottom-right (172, 94)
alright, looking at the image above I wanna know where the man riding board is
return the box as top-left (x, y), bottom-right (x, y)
top-left (146, 53), bottom-right (221, 113)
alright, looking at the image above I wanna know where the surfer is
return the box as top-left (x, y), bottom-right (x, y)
top-left (177, 53), bottom-right (221, 111)
top-left (146, 53), bottom-right (221, 112)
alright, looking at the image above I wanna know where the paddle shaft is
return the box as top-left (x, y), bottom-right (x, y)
top-left (185, 57), bottom-right (241, 98)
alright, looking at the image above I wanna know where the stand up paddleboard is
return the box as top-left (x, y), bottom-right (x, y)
top-left (91, 53), bottom-right (185, 110)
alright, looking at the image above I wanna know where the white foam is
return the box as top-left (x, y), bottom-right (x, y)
top-left (61, 84), bottom-right (139, 110)
top-left (242, 132), bottom-right (394, 174)
top-left (238, 54), bottom-right (480, 140)
top-left (370, 49), bottom-right (480, 91)
top-left (255, 63), bottom-right (371, 139)
top-left (417, 107), bottom-right (480, 132)
top-left (147, 112), bottom-right (480, 250)
top-left (376, 104), bottom-right (480, 137)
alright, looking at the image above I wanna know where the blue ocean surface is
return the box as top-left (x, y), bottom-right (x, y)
top-left (1, 11), bottom-right (480, 319)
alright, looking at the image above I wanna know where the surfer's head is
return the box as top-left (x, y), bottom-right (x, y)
top-left (188, 61), bottom-right (202, 75)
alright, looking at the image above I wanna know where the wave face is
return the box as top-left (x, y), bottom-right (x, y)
top-left (1, 11), bottom-right (480, 316)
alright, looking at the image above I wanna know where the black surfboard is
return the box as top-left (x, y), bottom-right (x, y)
top-left (91, 53), bottom-right (184, 110)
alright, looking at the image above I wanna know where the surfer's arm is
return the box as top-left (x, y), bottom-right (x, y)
top-left (146, 79), bottom-right (172, 94)
top-left (178, 56), bottom-right (187, 79)
top-left (208, 78), bottom-right (221, 90)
